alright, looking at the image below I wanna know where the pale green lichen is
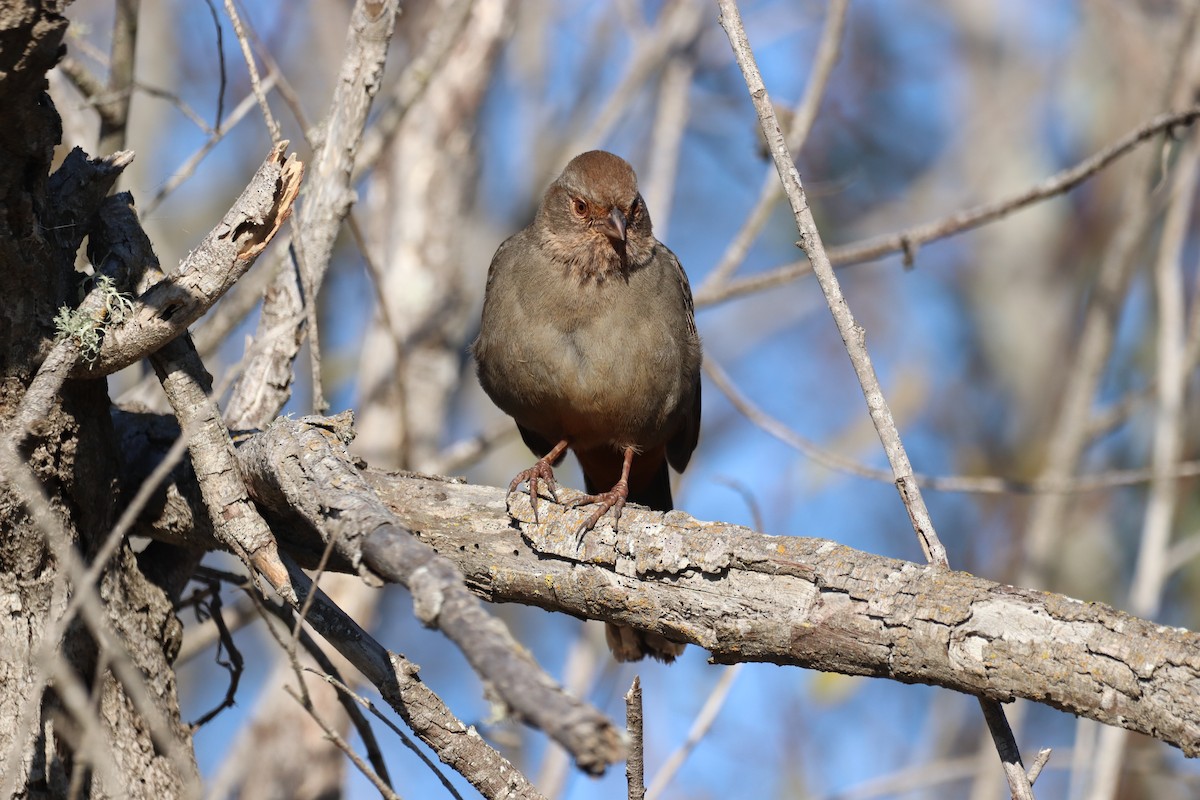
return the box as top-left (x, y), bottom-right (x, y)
top-left (54, 274), bottom-right (134, 364)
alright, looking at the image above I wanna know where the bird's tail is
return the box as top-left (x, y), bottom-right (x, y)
top-left (586, 458), bottom-right (686, 663)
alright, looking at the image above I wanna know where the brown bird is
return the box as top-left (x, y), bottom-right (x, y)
top-left (472, 150), bottom-right (701, 662)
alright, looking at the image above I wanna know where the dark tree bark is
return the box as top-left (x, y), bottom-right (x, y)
top-left (0, 3), bottom-right (197, 797)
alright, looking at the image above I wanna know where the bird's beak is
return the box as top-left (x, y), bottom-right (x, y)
top-left (601, 207), bottom-right (627, 243)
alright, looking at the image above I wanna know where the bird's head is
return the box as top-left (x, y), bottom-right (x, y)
top-left (537, 150), bottom-right (656, 281)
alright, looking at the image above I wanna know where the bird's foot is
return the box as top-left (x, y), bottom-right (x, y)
top-left (507, 459), bottom-right (560, 522)
top-left (567, 480), bottom-right (629, 535)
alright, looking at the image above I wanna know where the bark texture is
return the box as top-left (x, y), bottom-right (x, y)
top-left (0, 3), bottom-right (197, 797)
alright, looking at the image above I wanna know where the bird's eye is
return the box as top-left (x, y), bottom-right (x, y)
top-left (571, 197), bottom-right (588, 217)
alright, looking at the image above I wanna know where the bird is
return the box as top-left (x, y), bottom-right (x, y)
top-left (472, 150), bottom-right (702, 662)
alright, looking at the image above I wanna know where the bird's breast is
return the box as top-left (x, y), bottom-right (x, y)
top-left (478, 283), bottom-right (696, 451)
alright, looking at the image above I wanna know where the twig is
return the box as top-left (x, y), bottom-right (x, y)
top-left (222, 0), bottom-right (280, 142)
top-left (718, 0), bottom-right (944, 562)
top-left (143, 72), bottom-right (280, 216)
top-left (706, 357), bottom-right (1200, 495)
top-left (978, 697), bottom-right (1036, 800)
top-left (699, 0), bottom-right (848, 292)
top-left (202, 0), bottom-right (226, 129)
top-left (1086, 41), bottom-right (1200, 800)
top-left (47, 655), bottom-right (129, 795)
top-left (716, 3), bottom-right (1030, 796)
top-left (695, 105), bottom-right (1200, 308)
top-left (187, 588), bottom-right (245, 729)
top-left (535, 628), bottom-right (606, 798)
top-left (312, 670), bottom-right (464, 800)
top-left (249, 595), bottom-right (395, 794)
top-left (712, 476), bottom-right (765, 531)
top-left (1027, 748), bottom-right (1052, 785)
top-left (626, 676), bottom-right (645, 800)
top-left (283, 685), bottom-right (403, 800)
top-left (177, 596), bottom-right (256, 664)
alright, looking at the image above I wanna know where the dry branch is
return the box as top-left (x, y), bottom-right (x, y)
top-left (224, 0), bottom-right (399, 430)
top-left (235, 413), bottom-right (625, 776)
top-left (355, 470), bottom-right (1200, 759)
top-left (69, 141), bottom-right (302, 378)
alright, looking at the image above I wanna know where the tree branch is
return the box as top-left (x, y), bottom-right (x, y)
top-left (69, 141), bottom-right (303, 378)
top-left (355, 470), bottom-right (1200, 759)
top-left (236, 413), bottom-right (625, 776)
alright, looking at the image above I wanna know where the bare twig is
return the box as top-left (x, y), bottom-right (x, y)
top-left (717, 0), bottom-right (944, 564)
top-left (312, 670), bottom-right (464, 800)
top-left (706, 358), bottom-right (1200, 496)
top-left (626, 676), bottom-right (646, 800)
top-left (249, 594), bottom-right (394, 793)
top-left (202, 0), bottom-right (226, 129)
top-left (716, 3), bottom-right (1032, 796)
top-left (699, 0), bottom-right (848, 292)
top-left (143, 72), bottom-right (280, 215)
top-left (283, 684), bottom-right (403, 800)
top-left (695, 106), bottom-right (1200, 308)
top-left (187, 588), bottom-right (244, 729)
top-left (225, 0), bottom-right (399, 431)
top-left (222, 0), bottom-right (280, 142)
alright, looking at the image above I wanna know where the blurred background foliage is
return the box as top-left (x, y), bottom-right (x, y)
top-left (55, 0), bottom-right (1200, 797)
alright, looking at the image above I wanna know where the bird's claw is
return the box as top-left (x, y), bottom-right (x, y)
top-left (507, 459), bottom-right (560, 522)
top-left (567, 483), bottom-right (629, 536)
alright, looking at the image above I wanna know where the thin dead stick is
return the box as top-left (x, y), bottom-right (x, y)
top-left (695, 105), bottom-right (1200, 308)
top-left (706, 358), bottom-right (1200, 495)
top-left (626, 676), bottom-right (646, 800)
top-left (223, 0), bottom-right (281, 142)
top-left (717, 0), bottom-right (944, 565)
top-left (144, 72), bottom-right (280, 216)
top-left (700, 0), bottom-right (848, 292)
top-left (1087, 62), bottom-right (1200, 800)
top-left (282, 684), bottom-right (403, 800)
top-left (716, 4), bottom-right (1034, 798)
top-left (311, 670), bottom-right (465, 800)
